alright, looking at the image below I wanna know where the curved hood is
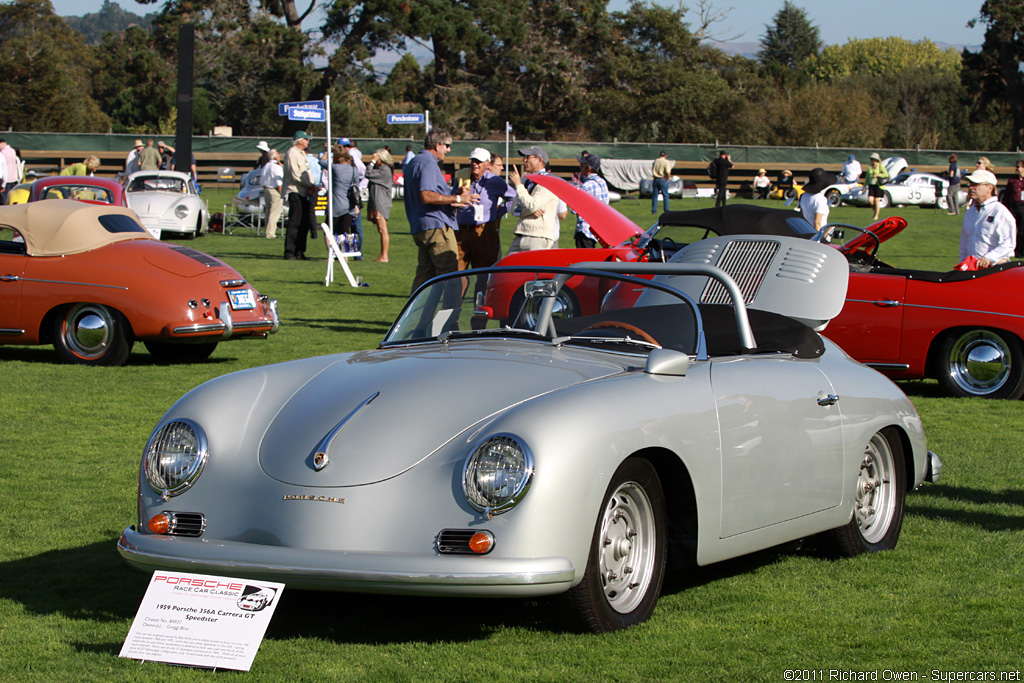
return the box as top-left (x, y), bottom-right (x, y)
top-left (256, 343), bottom-right (627, 488)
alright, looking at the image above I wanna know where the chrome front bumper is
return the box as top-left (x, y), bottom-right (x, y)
top-left (117, 526), bottom-right (577, 597)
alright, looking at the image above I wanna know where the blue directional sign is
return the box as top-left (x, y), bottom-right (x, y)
top-left (387, 113), bottom-right (425, 125)
top-left (288, 107), bottom-right (327, 122)
top-left (278, 100), bottom-right (325, 116)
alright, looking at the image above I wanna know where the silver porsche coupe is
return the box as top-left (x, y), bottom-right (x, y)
top-left (118, 234), bottom-right (940, 633)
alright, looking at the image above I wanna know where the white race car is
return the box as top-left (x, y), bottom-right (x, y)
top-left (125, 171), bottom-right (209, 239)
top-left (841, 158), bottom-right (965, 210)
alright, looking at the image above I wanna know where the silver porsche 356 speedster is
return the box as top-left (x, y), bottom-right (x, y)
top-left (118, 234), bottom-right (940, 633)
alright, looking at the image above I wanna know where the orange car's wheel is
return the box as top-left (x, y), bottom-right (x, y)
top-left (53, 303), bottom-right (133, 366)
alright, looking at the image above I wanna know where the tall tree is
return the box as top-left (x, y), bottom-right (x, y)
top-left (0, 0), bottom-right (110, 132)
top-left (965, 0), bottom-right (1024, 149)
top-left (758, 1), bottom-right (821, 80)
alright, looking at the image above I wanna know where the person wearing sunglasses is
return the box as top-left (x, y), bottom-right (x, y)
top-left (403, 129), bottom-right (478, 293)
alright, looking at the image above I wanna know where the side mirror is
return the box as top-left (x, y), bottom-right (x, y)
top-left (644, 348), bottom-right (691, 376)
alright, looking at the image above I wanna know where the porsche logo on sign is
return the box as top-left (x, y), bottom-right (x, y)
top-left (313, 451), bottom-right (329, 471)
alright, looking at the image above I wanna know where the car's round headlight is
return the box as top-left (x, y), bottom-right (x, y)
top-left (463, 434), bottom-right (533, 514)
top-left (175, 205), bottom-right (190, 220)
top-left (144, 419), bottom-right (208, 498)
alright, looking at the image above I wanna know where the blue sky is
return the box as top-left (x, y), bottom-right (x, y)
top-left (52, 0), bottom-right (988, 50)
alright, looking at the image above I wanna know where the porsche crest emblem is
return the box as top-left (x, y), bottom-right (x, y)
top-left (313, 451), bottom-right (329, 471)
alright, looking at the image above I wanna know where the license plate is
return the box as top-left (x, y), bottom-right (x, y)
top-left (227, 289), bottom-right (256, 310)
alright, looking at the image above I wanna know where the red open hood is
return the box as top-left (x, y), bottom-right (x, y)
top-left (530, 174), bottom-right (643, 247)
top-left (838, 215), bottom-right (907, 255)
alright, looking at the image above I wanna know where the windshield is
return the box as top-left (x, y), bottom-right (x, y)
top-left (128, 177), bottom-right (188, 193)
top-left (40, 184), bottom-right (116, 204)
top-left (383, 267), bottom-right (700, 355)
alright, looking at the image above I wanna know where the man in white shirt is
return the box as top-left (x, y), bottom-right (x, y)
top-left (841, 155), bottom-right (862, 184)
top-left (260, 149), bottom-right (284, 239)
top-left (0, 139), bottom-right (19, 200)
top-left (507, 146), bottom-right (559, 253)
top-left (125, 139), bottom-right (143, 178)
top-left (960, 169), bottom-right (1015, 268)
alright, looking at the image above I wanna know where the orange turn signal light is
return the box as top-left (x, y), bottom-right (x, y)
top-left (148, 513), bottom-right (170, 534)
top-left (469, 531), bottom-right (494, 554)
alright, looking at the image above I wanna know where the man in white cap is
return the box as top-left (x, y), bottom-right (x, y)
top-left (454, 147), bottom-right (513, 287)
top-left (507, 145), bottom-right (559, 253)
top-left (960, 169), bottom-right (1015, 269)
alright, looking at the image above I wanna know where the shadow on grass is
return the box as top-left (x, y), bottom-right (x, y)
top-left (288, 317), bottom-right (396, 336)
top-left (909, 484), bottom-right (1024, 531)
top-left (0, 539), bottom-right (150, 622)
top-left (1, 537), bottom-right (849, 644)
top-left (0, 345), bottom-right (235, 368)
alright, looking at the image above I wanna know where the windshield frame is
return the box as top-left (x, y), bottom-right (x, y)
top-left (381, 265), bottom-right (710, 359)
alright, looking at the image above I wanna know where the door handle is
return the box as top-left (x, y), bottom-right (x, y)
top-left (874, 300), bottom-right (900, 307)
top-left (817, 394), bottom-right (840, 406)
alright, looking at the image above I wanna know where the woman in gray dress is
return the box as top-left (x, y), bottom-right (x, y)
top-left (318, 146), bottom-right (359, 248)
top-left (365, 149), bottom-right (393, 262)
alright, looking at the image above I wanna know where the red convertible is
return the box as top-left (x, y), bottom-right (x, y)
top-left (27, 175), bottom-right (128, 206)
top-left (481, 175), bottom-right (815, 326)
top-left (0, 200), bottom-right (279, 366)
top-left (481, 177), bottom-right (1024, 400)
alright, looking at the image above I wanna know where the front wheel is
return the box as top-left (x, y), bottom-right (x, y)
top-left (936, 329), bottom-right (1024, 399)
top-left (564, 458), bottom-right (667, 633)
top-left (825, 189), bottom-right (842, 207)
top-left (825, 428), bottom-right (905, 556)
top-left (877, 191), bottom-right (891, 209)
top-left (52, 303), bottom-right (133, 366)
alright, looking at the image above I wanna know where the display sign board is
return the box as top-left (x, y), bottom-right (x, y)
top-left (277, 100), bottom-right (325, 116)
top-left (387, 113), bottom-right (425, 125)
top-left (288, 107), bottom-right (327, 122)
top-left (120, 571), bottom-right (284, 671)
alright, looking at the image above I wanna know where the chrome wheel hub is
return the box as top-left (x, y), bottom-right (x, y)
top-left (65, 304), bottom-right (113, 359)
top-left (949, 330), bottom-right (1011, 395)
top-left (598, 482), bottom-right (656, 614)
top-left (856, 434), bottom-right (895, 543)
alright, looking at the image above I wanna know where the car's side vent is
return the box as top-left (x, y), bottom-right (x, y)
top-left (701, 239), bottom-right (780, 305)
top-left (169, 245), bottom-right (222, 267)
top-left (166, 511), bottom-right (206, 537)
top-left (437, 529), bottom-right (483, 554)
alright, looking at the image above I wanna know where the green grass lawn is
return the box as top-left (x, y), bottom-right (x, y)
top-left (1, 190), bottom-right (1022, 681)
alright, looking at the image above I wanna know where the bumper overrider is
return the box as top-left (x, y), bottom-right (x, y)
top-left (117, 527), bottom-right (577, 597)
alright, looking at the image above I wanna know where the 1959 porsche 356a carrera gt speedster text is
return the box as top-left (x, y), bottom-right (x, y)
top-left (118, 234), bottom-right (940, 632)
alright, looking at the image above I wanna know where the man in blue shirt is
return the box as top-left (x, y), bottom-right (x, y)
top-left (573, 153), bottom-right (609, 248)
top-left (403, 129), bottom-right (477, 293)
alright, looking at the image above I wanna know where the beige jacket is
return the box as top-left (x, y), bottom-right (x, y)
top-left (512, 181), bottom-right (559, 240)
top-left (282, 145), bottom-right (314, 197)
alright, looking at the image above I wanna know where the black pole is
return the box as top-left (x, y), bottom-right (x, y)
top-left (175, 24), bottom-right (194, 178)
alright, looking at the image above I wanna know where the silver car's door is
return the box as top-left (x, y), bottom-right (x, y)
top-left (712, 355), bottom-right (845, 538)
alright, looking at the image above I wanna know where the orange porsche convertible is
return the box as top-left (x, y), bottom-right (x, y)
top-left (0, 200), bottom-right (279, 365)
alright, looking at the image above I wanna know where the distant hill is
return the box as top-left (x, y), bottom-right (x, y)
top-left (64, 0), bottom-right (156, 44)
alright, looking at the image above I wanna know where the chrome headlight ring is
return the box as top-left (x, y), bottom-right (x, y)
top-left (462, 434), bottom-right (534, 516)
top-left (143, 418), bottom-right (208, 500)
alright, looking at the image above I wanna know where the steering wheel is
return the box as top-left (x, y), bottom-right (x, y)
top-left (579, 321), bottom-right (660, 346)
